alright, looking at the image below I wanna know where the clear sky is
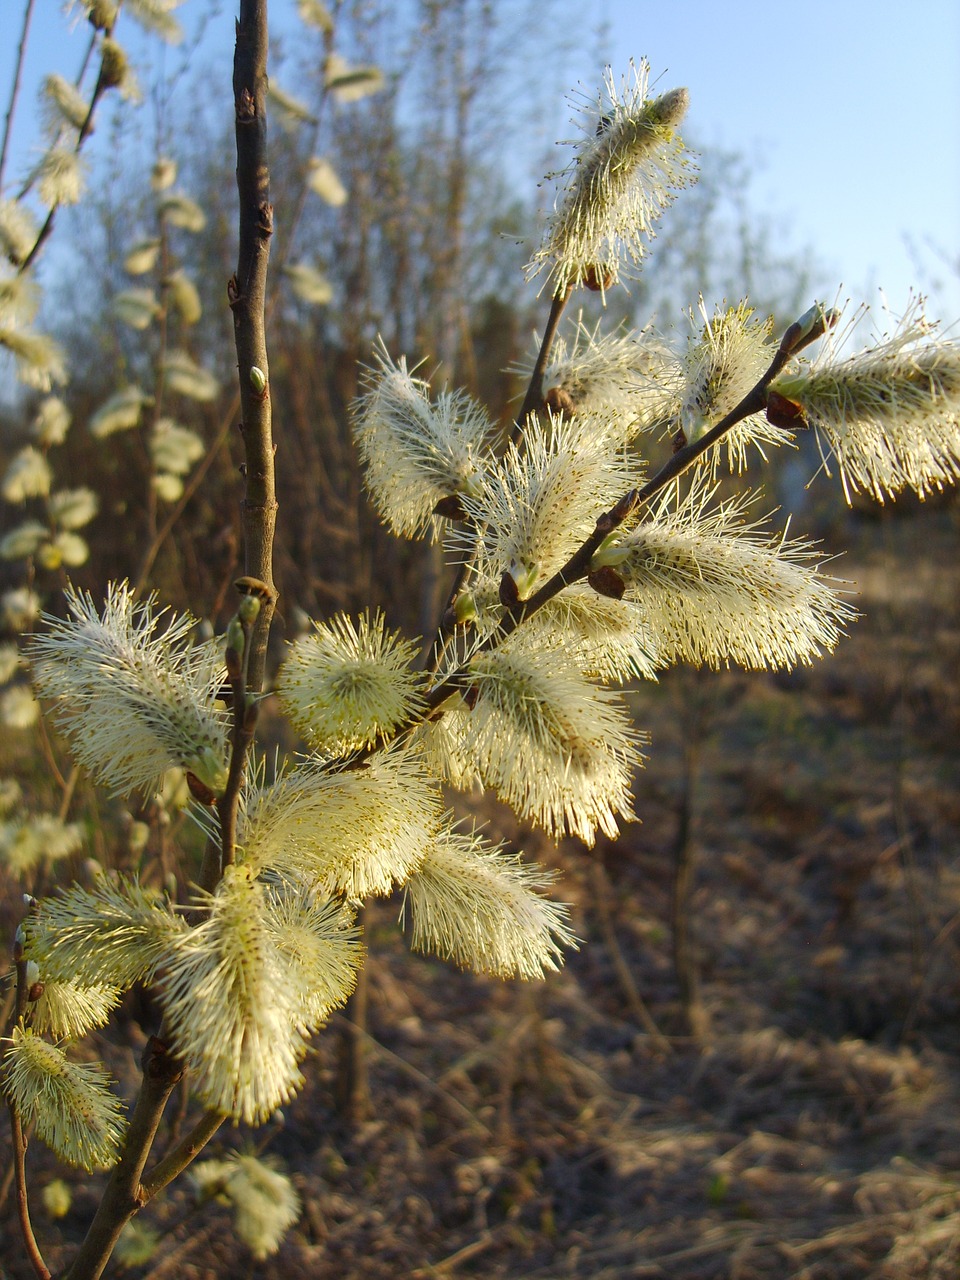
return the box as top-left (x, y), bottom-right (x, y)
top-left (579, 1), bottom-right (960, 319)
top-left (3, 0), bottom-right (958, 321)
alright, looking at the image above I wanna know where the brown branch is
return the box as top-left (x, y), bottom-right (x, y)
top-left (139, 1109), bottom-right (226, 1203)
top-left (20, 29), bottom-right (111, 274)
top-left (64, 1039), bottom-right (184, 1280)
top-left (64, 8), bottom-right (278, 1276)
top-left (8, 1104), bottom-right (50, 1280)
top-left (231, 0), bottom-right (277, 697)
top-left (195, 0), bottom-right (279, 894)
top-left (496, 303), bottom-right (834, 635)
top-left (0, 0), bottom-right (35, 192)
top-left (210, 606), bottom-right (261, 884)
top-left (425, 285), bottom-right (573, 676)
top-left (7, 950), bottom-right (51, 1280)
top-left (510, 284), bottom-right (572, 444)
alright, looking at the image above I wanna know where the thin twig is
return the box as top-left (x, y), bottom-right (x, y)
top-left (510, 285), bottom-right (572, 444)
top-left (139, 1110), bottom-right (226, 1202)
top-left (64, 1038), bottom-right (185, 1280)
top-left (211, 607), bottom-right (260, 884)
top-left (7, 950), bottom-right (51, 1280)
top-left (425, 285), bottom-right (572, 676)
top-left (8, 1104), bottom-right (50, 1280)
top-left (0, 0), bottom-right (35, 192)
top-left (231, 0), bottom-right (277, 694)
top-left (20, 26), bottom-right (113, 274)
top-left (63, 8), bottom-right (277, 1276)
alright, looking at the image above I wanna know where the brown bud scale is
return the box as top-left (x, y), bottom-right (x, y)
top-left (588, 566), bottom-right (627, 600)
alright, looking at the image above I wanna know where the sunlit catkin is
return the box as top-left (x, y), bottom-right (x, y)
top-left (3, 1027), bottom-right (124, 1170)
top-left (527, 60), bottom-right (693, 297)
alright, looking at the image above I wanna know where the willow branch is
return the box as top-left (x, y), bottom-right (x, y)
top-left (66, 11), bottom-right (277, 1276)
top-left (0, 0), bottom-right (34, 192)
top-left (230, 0), bottom-right (277, 697)
top-left (425, 285), bottom-right (573, 676)
top-left (510, 285), bottom-right (572, 443)
top-left (210, 609), bottom-right (260, 884)
top-left (64, 1039), bottom-right (184, 1280)
top-left (139, 1110), bottom-right (226, 1202)
top-left (413, 306), bottom-right (834, 713)
top-left (8, 1105), bottom-right (49, 1280)
top-left (20, 30), bottom-right (110, 274)
top-left (7, 951), bottom-right (51, 1280)
top-left (493, 304), bottom-right (833, 639)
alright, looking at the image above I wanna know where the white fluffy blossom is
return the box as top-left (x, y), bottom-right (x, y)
top-left (191, 1154), bottom-right (301, 1259)
top-left (34, 147), bottom-right (87, 207)
top-left (769, 298), bottom-right (960, 502)
top-left (591, 480), bottom-right (854, 669)
top-left (277, 610), bottom-right (423, 754)
top-left (2, 446), bottom-right (52, 502)
top-left (527, 61), bottom-right (693, 297)
top-left (455, 411), bottom-right (637, 599)
top-left (48, 487), bottom-right (98, 530)
top-left (536, 318), bottom-right (681, 438)
top-left (403, 824), bottom-right (575, 977)
top-left (162, 868), bottom-right (314, 1123)
top-left (240, 749), bottom-right (440, 898)
top-left (150, 419), bottom-right (205, 475)
top-left (3, 1027), bottom-right (125, 1169)
top-left (1, 587), bottom-right (41, 632)
top-left (352, 341), bottom-right (496, 538)
top-left (680, 298), bottom-right (790, 472)
top-left (458, 647), bottom-right (641, 843)
top-left (30, 583), bottom-right (229, 797)
top-left (162, 349), bottom-right (219, 401)
top-left (31, 396), bottom-right (71, 446)
top-left (88, 385), bottom-right (150, 438)
top-left (306, 156), bottom-right (347, 205)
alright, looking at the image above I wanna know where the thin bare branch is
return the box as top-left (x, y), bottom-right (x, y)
top-left (139, 1110), bottom-right (226, 1203)
top-left (7, 950), bottom-right (51, 1280)
top-left (64, 1039), bottom-right (184, 1280)
top-left (231, 0), bottom-right (277, 696)
top-left (0, 0), bottom-right (35, 192)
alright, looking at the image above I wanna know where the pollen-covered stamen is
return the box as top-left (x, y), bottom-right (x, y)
top-left (591, 480), bottom-right (854, 670)
top-left (276, 610), bottom-right (423, 754)
top-left (533, 317), bottom-right (682, 440)
top-left (352, 340), bottom-right (496, 539)
top-left (678, 299), bottom-right (789, 474)
top-left (402, 822), bottom-right (576, 979)
top-left (460, 648), bottom-right (642, 843)
top-left (3, 1027), bottom-right (125, 1170)
top-left (768, 299), bottom-right (960, 502)
top-left (452, 410), bottom-right (639, 595)
top-left (29, 584), bottom-right (229, 798)
top-left (526, 61), bottom-right (694, 298)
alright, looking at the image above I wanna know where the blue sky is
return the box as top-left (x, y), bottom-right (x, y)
top-left (586, 1), bottom-right (960, 318)
top-left (3, 0), bottom-right (959, 321)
